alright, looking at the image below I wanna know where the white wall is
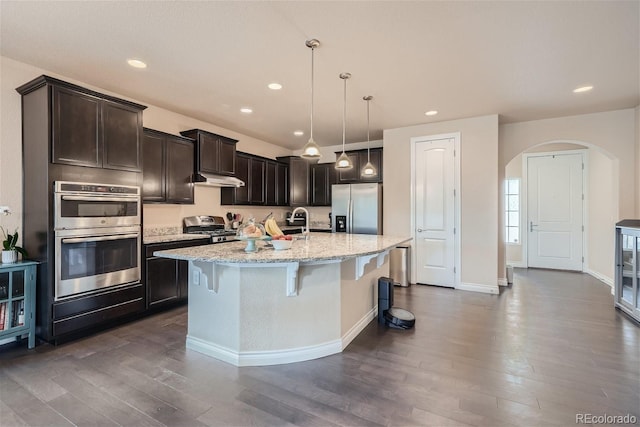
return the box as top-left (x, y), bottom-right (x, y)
top-left (384, 115), bottom-right (499, 290)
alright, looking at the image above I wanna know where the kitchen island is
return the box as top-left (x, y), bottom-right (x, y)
top-left (154, 233), bottom-right (411, 366)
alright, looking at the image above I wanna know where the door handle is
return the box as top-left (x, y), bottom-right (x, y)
top-left (530, 221), bottom-right (538, 232)
top-left (417, 228), bottom-right (424, 232)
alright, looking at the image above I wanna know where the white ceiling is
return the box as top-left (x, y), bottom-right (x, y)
top-left (1, 1), bottom-right (638, 150)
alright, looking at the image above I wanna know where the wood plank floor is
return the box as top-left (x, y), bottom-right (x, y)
top-left (1, 268), bottom-right (638, 426)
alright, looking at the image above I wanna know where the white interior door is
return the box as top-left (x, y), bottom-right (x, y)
top-left (414, 138), bottom-right (456, 287)
top-left (527, 153), bottom-right (584, 270)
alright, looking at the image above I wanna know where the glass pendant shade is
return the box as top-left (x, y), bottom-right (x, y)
top-left (336, 152), bottom-right (353, 169)
top-left (335, 73), bottom-right (354, 170)
top-left (301, 137), bottom-right (321, 159)
top-left (361, 160), bottom-right (376, 177)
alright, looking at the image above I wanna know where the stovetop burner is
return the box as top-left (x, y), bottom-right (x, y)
top-left (183, 215), bottom-right (236, 243)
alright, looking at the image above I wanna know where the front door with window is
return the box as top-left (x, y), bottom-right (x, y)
top-left (527, 153), bottom-right (584, 271)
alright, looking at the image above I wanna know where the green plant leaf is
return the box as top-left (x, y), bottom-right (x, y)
top-left (15, 247), bottom-right (28, 258)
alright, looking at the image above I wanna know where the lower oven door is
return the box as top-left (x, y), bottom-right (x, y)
top-left (55, 226), bottom-right (141, 300)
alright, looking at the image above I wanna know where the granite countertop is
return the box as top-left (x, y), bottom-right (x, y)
top-left (154, 234), bottom-right (412, 264)
top-left (143, 234), bottom-right (211, 245)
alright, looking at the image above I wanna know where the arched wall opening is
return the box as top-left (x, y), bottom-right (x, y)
top-left (503, 140), bottom-right (619, 285)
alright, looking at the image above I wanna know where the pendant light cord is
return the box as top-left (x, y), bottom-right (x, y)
top-left (342, 75), bottom-right (347, 152)
top-left (310, 45), bottom-right (315, 142)
top-left (366, 98), bottom-right (371, 162)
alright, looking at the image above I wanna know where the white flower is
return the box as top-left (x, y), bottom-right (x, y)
top-left (0, 206), bottom-right (11, 216)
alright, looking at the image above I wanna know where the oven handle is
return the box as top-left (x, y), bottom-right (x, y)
top-left (61, 233), bottom-right (140, 244)
top-left (60, 195), bottom-right (138, 202)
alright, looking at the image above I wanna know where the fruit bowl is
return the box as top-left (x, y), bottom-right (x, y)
top-left (236, 219), bottom-right (268, 252)
top-left (271, 239), bottom-right (293, 251)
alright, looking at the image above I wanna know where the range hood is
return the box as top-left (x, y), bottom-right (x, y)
top-left (194, 172), bottom-right (245, 188)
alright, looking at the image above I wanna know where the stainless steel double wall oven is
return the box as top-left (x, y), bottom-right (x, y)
top-left (54, 181), bottom-right (141, 300)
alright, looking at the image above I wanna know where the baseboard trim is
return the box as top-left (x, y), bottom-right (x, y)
top-left (584, 268), bottom-right (614, 288)
top-left (185, 307), bottom-right (377, 367)
top-left (507, 262), bottom-right (527, 268)
top-left (342, 305), bottom-right (377, 349)
top-left (457, 282), bottom-right (499, 295)
top-left (498, 278), bottom-right (508, 287)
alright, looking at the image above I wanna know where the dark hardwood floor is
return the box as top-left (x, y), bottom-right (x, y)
top-left (1, 268), bottom-right (638, 426)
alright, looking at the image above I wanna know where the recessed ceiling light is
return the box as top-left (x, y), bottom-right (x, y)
top-left (573, 85), bottom-right (593, 93)
top-left (240, 107), bottom-right (253, 114)
top-left (127, 59), bottom-right (147, 69)
top-left (425, 110), bottom-right (438, 116)
top-left (268, 83), bottom-right (283, 90)
top-left (293, 130), bottom-right (304, 136)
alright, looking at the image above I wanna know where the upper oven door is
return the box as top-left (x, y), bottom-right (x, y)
top-left (55, 193), bottom-right (140, 229)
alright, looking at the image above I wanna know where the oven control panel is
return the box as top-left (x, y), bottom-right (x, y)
top-left (56, 181), bottom-right (139, 195)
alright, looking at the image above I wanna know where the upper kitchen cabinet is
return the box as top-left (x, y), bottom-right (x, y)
top-left (310, 163), bottom-right (336, 206)
top-left (143, 128), bottom-right (195, 204)
top-left (277, 156), bottom-right (311, 206)
top-left (17, 75), bottom-right (146, 172)
top-left (180, 129), bottom-right (237, 178)
top-left (221, 152), bottom-right (267, 205)
top-left (335, 148), bottom-right (383, 183)
top-left (265, 160), bottom-right (289, 206)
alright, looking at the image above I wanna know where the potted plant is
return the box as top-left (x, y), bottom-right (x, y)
top-left (1, 206), bottom-right (27, 264)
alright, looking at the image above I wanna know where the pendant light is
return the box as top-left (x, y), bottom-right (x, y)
top-left (361, 95), bottom-right (377, 177)
top-left (335, 73), bottom-right (353, 170)
top-left (300, 39), bottom-right (322, 160)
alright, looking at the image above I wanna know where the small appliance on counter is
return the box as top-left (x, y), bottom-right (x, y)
top-left (183, 216), bottom-right (237, 243)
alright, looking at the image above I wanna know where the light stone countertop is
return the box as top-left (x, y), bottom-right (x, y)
top-left (154, 233), bottom-right (412, 264)
top-left (143, 234), bottom-right (211, 245)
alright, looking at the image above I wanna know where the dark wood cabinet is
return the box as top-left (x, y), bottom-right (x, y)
top-left (143, 128), bottom-right (194, 204)
top-left (222, 153), bottom-right (282, 206)
top-left (50, 84), bottom-right (143, 172)
top-left (277, 156), bottom-right (311, 206)
top-left (180, 129), bottom-right (237, 178)
top-left (310, 163), bottom-right (336, 206)
top-left (144, 239), bottom-right (208, 309)
top-left (265, 160), bottom-right (289, 206)
top-left (335, 148), bottom-right (383, 183)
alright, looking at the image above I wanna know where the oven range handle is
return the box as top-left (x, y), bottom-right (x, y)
top-left (60, 195), bottom-right (139, 202)
top-left (61, 233), bottom-right (140, 244)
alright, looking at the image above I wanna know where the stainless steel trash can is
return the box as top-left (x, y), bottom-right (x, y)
top-left (390, 246), bottom-right (410, 287)
top-left (506, 265), bottom-right (514, 284)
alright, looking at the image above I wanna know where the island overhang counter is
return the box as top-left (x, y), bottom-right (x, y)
top-left (154, 234), bottom-right (412, 366)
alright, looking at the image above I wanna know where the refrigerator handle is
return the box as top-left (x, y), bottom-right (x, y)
top-left (348, 199), bottom-right (353, 233)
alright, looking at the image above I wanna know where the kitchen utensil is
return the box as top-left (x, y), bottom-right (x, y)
top-left (226, 212), bottom-right (233, 221)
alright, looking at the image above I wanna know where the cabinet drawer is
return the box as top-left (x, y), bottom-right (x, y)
top-left (53, 283), bottom-right (144, 319)
top-left (53, 298), bottom-right (144, 337)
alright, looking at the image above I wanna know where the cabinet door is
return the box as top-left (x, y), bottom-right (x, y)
top-left (166, 138), bottom-right (194, 204)
top-left (277, 163), bottom-right (289, 206)
top-left (311, 164), bottom-right (331, 206)
top-left (52, 86), bottom-right (100, 168)
top-left (250, 158), bottom-right (266, 205)
top-left (218, 137), bottom-right (236, 175)
top-left (337, 152), bottom-right (360, 183)
top-left (147, 257), bottom-right (179, 307)
top-left (290, 157), bottom-right (310, 206)
top-left (142, 131), bottom-right (166, 202)
top-left (102, 101), bottom-right (143, 171)
top-left (198, 132), bottom-right (219, 174)
top-left (265, 161), bottom-right (277, 205)
top-left (234, 154), bottom-right (251, 204)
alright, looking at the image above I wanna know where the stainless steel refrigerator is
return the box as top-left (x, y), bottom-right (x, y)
top-left (331, 183), bottom-right (382, 234)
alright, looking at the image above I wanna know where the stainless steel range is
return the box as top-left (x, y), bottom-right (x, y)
top-left (183, 216), bottom-right (237, 243)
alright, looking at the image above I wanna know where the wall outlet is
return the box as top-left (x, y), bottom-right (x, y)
top-left (193, 270), bottom-right (200, 286)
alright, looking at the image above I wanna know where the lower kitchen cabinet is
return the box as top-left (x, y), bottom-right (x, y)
top-left (144, 238), bottom-right (209, 309)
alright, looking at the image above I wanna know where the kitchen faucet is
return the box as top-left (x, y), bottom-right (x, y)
top-left (289, 207), bottom-right (310, 240)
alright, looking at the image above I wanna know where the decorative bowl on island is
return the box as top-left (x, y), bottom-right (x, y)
top-left (236, 219), bottom-right (269, 252)
top-left (271, 239), bottom-right (293, 250)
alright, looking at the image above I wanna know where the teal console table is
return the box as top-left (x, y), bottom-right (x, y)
top-left (0, 261), bottom-right (37, 348)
